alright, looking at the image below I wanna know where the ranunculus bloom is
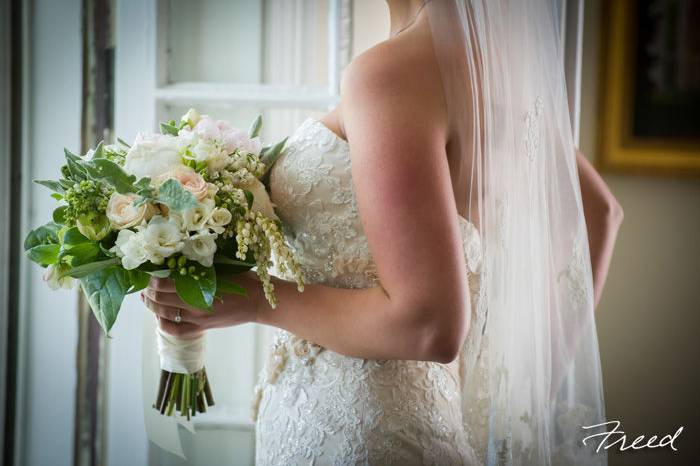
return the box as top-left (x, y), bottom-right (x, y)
top-left (106, 192), bottom-right (157, 230)
top-left (159, 166), bottom-right (209, 201)
top-left (123, 132), bottom-right (184, 180)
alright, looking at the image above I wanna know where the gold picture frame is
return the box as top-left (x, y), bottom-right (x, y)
top-left (598, 0), bottom-right (700, 176)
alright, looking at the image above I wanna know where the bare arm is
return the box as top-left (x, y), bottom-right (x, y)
top-left (576, 150), bottom-right (624, 307)
top-left (145, 44), bottom-right (470, 363)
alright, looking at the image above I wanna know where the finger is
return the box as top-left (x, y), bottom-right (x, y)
top-left (148, 277), bottom-right (176, 292)
top-left (142, 295), bottom-right (199, 324)
top-left (158, 316), bottom-right (202, 339)
top-left (143, 288), bottom-right (188, 308)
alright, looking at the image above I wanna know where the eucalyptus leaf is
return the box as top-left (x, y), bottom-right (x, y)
top-left (156, 179), bottom-right (198, 212)
top-left (248, 115), bottom-right (263, 138)
top-left (34, 179), bottom-right (65, 193)
top-left (27, 244), bottom-right (60, 266)
top-left (173, 266), bottom-right (216, 311)
top-left (86, 158), bottom-right (137, 194)
top-left (260, 137), bottom-right (287, 173)
top-left (80, 266), bottom-right (131, 333)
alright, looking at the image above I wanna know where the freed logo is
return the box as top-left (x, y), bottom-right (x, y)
top-left (582, 420), bottom-right (683, 453)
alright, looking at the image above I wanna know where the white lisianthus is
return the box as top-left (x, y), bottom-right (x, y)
top-left (182, 198), bottom-right (215, 231)
top-left (123, 133), bottom-right (184, 181)
top-left (245, 178), bottom-right (278, 220)
top-left (142, 215), bottom-right (185, 265)
top-left (182, 230), bottom-right (218, 267)
top-left (112, 229), bottom-right (149, 270)
top-left (180, 108), bottom-right (201, 129)
top-left (206, 207), bottom-right (233, 234)
top-left (43, 264), bottom-right (76, 290)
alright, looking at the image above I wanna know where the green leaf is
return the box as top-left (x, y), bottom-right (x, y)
top-left (216, 277), bottom-right (247, 297)
top-left (117, 137), bottom-right (131, 148)
top-left (50, 193), bottom-right (63, 201)
top-left (243, 190), bottom-right (254, 210)
top-left (213, 255), bottom-right (255, 267)
top-left (24, 222), bottom-right (61, 250)
top-left (85, 158), bottom-right (137, 194)
top-left (53, 205), bottom-right (68, 224)
top-left (80, 266), bottom-right (131, 333)
top-left (34, 179), bottom-right (65, 193)
top-left (60, 257), bottom-right (121, 279)
top-left (61, 242), bottom-right (101, 266)
top-left (173, 266), bottom-right (216, 311)
top-left (248, 115), bottom-right (263, 138)
top-left (156, 179), bottom-right (198, 212)
top-left (62, 227), bottom-right (90, 246)
top-left (27, 244), bottom-right (60, 266)
top-left (160, 122), bottom-right (180, 136)
top-left (127, 269), bottom-right (151, 293)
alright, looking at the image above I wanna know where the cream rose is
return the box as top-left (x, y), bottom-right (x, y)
top-left (159, 166), bottom-right (209, 201)
top-left (106, 193), bottom-right (157, 229)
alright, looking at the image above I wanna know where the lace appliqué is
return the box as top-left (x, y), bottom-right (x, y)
top-left (255, 118), bottom-right (482, 465)
top-left (558, 237), bottom-right (589, 310)
top-left (523, 97), bottom-right (544, 161)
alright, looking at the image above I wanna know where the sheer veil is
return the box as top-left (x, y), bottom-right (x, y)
top-left (425, 1), bottom-right (607, 464)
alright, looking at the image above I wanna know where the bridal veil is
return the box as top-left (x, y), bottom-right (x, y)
top-left (425, 0), bottom-right (607, 464)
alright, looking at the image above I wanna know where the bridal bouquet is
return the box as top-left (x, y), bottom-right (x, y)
top-left (24, 109), bottom-right (304, 419)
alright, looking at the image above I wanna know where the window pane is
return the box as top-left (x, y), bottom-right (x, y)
top-left (164, 0), bottom-right (330, 87)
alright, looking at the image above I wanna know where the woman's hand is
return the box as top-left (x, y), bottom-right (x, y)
top-left (142, 271), bottom-right (262, 338)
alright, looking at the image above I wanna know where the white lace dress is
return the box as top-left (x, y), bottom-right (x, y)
top-left (251, 118), bottom-right (489, 466)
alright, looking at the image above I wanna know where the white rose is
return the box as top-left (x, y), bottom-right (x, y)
top-left (245, 178), bottom-right (278, 220)
top-left (182, 198), bottom-right (215, 231)
top-left (182, 230), bottom-right (218, 267)
top-left (112, 229), bottom-right (148, 270)
top-left (142, 215), bottom-right (185, 264)
top-left (123, 133), bottom-right (184, 181)
top-left (206, 207), bottom-right (232, 234)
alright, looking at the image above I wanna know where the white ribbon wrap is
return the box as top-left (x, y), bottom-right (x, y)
top-left (155, 326), bottom-right (206, 374)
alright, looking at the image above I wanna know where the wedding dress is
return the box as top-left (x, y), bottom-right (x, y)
top-left (251, 118), bottom-right (488, 465)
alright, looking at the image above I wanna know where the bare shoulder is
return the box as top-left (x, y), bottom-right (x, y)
top-left (339, 28), bottom-right (447, 140)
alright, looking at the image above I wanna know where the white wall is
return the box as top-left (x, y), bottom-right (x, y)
top-left (17, 0), bottom-right (82, 465)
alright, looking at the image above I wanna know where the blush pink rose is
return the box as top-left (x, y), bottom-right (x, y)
top-left (160, 166), bottom-right (209, 201)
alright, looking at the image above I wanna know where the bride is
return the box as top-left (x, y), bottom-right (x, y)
top-left (143, 0), bottom-right (622, 464)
